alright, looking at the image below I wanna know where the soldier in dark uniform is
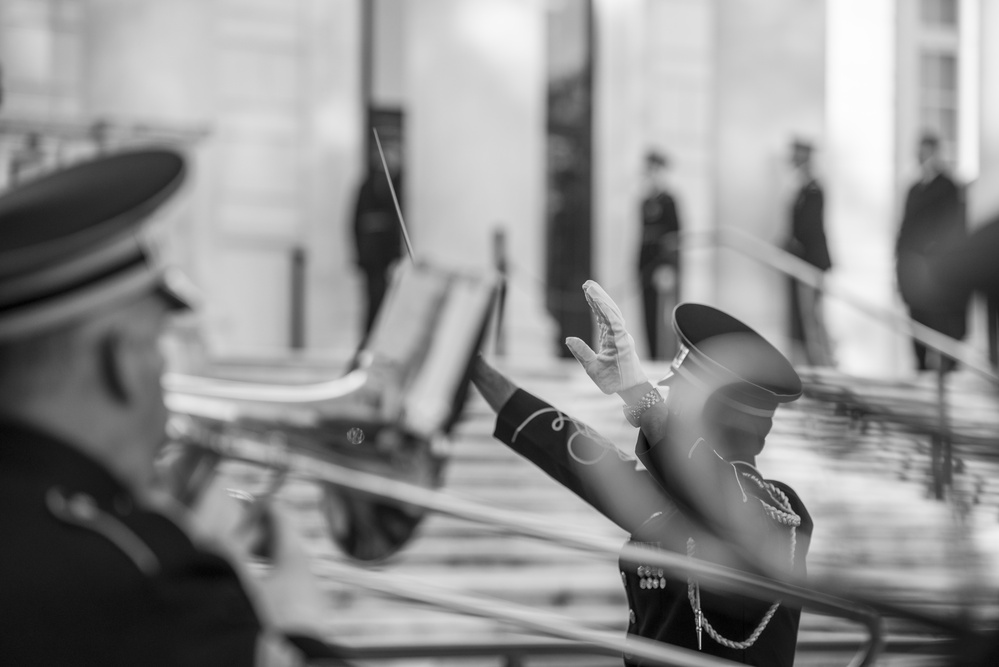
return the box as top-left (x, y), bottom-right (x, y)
top-left (353, 139), bottom-right (403, 338)
top-left (783, 138), bottom-right (834, 367)
top-left (471, 282), bottom-right (811, 666)
top-left (0, 150), bottom-right (348, 666)
top-left (895, 132), bottom-right (968, 372)
top-left (638, 150), bottom-right (682, 360)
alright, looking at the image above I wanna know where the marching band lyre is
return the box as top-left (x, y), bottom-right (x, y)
top-left (160, 261), bottom-right (499, 561)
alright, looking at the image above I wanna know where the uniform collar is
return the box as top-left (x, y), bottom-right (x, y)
top-left (0, 418), bottom-right (132, 506)
top-left (731, 460), bottom-right (768, 486)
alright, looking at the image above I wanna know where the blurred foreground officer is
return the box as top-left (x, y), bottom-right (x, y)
top-left (471, 283), bottom-right (811, 666)
top-left (917, 215), bottom-right (999, 666)
top-left (0, 151), bottom-right (346, 666)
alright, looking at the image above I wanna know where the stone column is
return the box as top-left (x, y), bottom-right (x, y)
top-left (406, 0), bottom-right (554, 360)
top-left (641, 0), bottom-right (717, 313)
top-left (825, 0), bottom-right (900, 375)
top-left (713, 0), bottom-right (826, 347)
top-left (965, 0), bottom-right (996, 359)
top-left (300, 0), bottom-right (366, 360)
top-left (969, 0), bottom-right (999, 222)
top-left (591, 0), bottom-right (647, 350)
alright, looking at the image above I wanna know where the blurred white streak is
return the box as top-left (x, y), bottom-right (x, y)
top-left (958, 0), bottom-right (980, 184)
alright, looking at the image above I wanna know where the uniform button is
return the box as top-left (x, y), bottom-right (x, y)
top-left (629, 608), bottom-right (636, 624)
top-left (620, 571), bottom-right (627, 583)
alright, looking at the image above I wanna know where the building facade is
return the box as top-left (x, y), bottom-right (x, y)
top-left (0, 0), bottom-right (993, 376)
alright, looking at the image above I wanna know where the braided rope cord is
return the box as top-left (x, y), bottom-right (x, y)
top-left (686, 472), bottom-right (800, 650)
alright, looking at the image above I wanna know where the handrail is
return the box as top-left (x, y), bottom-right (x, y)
top-left (693, 227), bottom-right (999, 383)
top-left (314, 559), bottom-right (764, 667)
top-left (312, 633), bottom-right (951, 664)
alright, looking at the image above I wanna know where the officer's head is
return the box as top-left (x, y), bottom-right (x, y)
top-left (790, 138), bottom-right (813, 171)
top-left (657, 303), bottom-right (801, 461)
top-left (644, 149), bottom-right (669, 187)
top-left (918, 132), bottom-right (940, 162)
top-left (0, 149), bottom-right (193, 486)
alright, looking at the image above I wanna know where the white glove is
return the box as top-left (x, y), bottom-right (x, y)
top-left (565, 280), bottom-right (648, 394)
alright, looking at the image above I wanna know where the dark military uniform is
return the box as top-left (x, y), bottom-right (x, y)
top-left (0, 419), bottom-right (262, 666)
top-left (638, 189), bottom-right (681, 360)
top-left (785, 177), bottom-right (834, 366)
top-left (353, 172), bottom-right (404, 337)
top-left (895, 172), bottom-right (968, 371)
top-left (492, 389), bottom-right (813, 667)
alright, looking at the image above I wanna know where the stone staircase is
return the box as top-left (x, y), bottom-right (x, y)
top-left (206, 357), bottom-right (999, 665)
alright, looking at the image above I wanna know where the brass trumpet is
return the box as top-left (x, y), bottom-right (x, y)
top-left (161, 261), bottom-right (499, 561)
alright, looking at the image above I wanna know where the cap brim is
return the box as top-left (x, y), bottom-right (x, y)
top-left (0, 149), bottom-right (193, 341)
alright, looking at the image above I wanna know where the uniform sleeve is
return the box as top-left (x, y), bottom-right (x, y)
top-left (801, 188), bottom-right (831, 271)
top-left (493, 388), bottom-right (674, 534)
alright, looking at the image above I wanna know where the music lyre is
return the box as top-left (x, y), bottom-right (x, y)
top-left (372, 128), bottom-right (415, 261)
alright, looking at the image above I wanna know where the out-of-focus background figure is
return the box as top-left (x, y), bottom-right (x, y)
top-left (895, 132), bottom-right (968, 373)
top-left (352, 135), bottom-right (403, 341)
top-left (638, 149), bottom-right (682, 361)
top-left (783, 138), bottom-right (834, 368)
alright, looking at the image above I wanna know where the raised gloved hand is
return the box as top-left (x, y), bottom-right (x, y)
top-left (565, 280), bottom-right (648, 395)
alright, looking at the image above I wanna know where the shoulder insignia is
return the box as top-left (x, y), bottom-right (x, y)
top-left (46, 487), bottom-right (161, 576)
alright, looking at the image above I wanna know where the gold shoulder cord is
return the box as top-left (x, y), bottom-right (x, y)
top-left (686, 472), bottom-right (800, 651)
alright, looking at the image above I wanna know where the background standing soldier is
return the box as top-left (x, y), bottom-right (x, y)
top-left (352, 136), bottom-right (403, 341)
top-left (638, 149), bottom-right (682, 360)
top-left (783, 138), bottom-right (835, 367)
top-left (471, 281), bottom-right (812, 666)
top-left (0, 150), bottom-right (347, 666)
top-left (895, 132), bottom-right (968, 373)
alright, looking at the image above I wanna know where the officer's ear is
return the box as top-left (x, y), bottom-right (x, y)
top-left (98, 330), bottom-right (130, 404)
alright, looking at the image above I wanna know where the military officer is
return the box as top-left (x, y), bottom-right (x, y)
top-left (0, 150), bottom-right (348, 666)
top-left (471, 281), bottom-right (812, 667)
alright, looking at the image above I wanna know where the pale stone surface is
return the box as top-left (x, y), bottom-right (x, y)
top-left (825, 0), bottom-right (906, 378)
top-left (713, 0), bottom-right (826, 348)
top-left (406, 0), bottom-right (555, 361)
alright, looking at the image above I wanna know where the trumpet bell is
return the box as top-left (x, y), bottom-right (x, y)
top-left (161, 262), bottom-right (499, 561)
